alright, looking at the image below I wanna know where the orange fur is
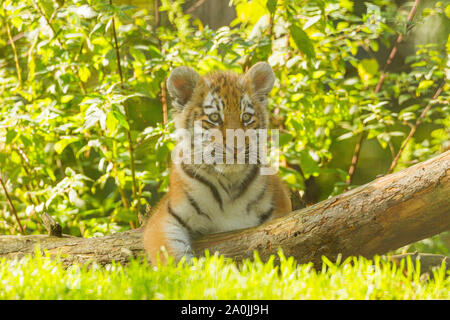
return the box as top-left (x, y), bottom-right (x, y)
top-left (143, 63), bottom-right (291, 265)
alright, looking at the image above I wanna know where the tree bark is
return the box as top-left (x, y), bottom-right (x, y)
top-left (0, 151), bottom-right (449, 268)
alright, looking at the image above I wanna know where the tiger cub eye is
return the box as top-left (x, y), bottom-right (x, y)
top-left (242, 113), bottom-right (252, 123)
top-left (208, 113), bottom-right (220, 123)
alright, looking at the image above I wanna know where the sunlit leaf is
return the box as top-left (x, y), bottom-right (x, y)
top-left (266, 0), bottom-right (277, 14)
top-left (54, 137), bottom-right (79, 154)
top-left (303, 15), bottom-right (321, 30)
top-left (290, 24), bottom-right (315, 59)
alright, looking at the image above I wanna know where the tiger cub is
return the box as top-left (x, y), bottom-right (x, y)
top-left (143, 62), bottom-right (291, 264)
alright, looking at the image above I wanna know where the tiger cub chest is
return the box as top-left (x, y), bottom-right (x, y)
top-left (175, 164), bottom-right (273, 236)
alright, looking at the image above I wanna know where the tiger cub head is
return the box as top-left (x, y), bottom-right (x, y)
top-left (166, 62), bottom-right (275, 174)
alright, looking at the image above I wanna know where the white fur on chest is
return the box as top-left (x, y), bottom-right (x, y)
top-left (174, 164), bottom-right (271, 235)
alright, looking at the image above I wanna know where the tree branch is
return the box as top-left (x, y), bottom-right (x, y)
top-left (388, 82), bottom-right (445, 173)
top-left (4, 16), bottom-right (22, 88)
top-left (154, 0), bottom-right (168, 125)
top-left (109, 0), bottom-right (139, 218)
top-left (346, 0), bottom-right (421, 187)
top-left (0, 174), bottom-right (25, 235)
top-left (32, 0), bottom-right (87, 94)
top-left (0, 151), bottom-right (448, 267)
top-left (186, 0), bottom-right (207, 14)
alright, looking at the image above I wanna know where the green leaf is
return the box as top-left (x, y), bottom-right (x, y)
top-left (61, 95), bottom-right (74, 103)
top-left (363, 113), bottom-right (377, 124)
top-left (130, 47), bottom-right (146, 65)
top-left (78, 66), bottom-right (91, 82)
top-left (313, 70), bottom-right (326, 79)
top-left (279, 133), bottom-right (293, 146)
top-left (266, 0), bottom-right (277, 14)
top-left (106, 111), bottom-right (118, 134)
top-left (113, 110), bottom-right (130, 130)
top-left (357, 59), bottom-right (379, 85)
top-left (377, 133), bottom-right (390, 149)
top-left (6, 129), bottom-right (18, 144)
top-left (337, 131), bottom-right (354, 141)
top-left (65, 167), bottom-right (76, 177)
top-left (370, 40), bottom-right (379, 52)
top-left (83, 106), bottom-right (106, 130)
top-left (299, 150), bottom-right (320, 178)
top-left (398, 94), bottom-right (411, 105)
top-left (89, 22), bottom-right (105, 37)
top-left (54, 137), bottom-right (78, 154)
top-left (20, 135), bottom-right (32, 148)
top-left (303, 15), bottom-right (321, 30)
top-left (416, 80), bottom-right (434, 96)
top-left (289, 24), bottom-right (315, 59)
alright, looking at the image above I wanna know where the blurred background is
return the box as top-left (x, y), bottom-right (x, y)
top-left (0, 0), bottom-right (448, 254)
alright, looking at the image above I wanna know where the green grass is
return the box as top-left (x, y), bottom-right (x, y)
top-left (0, 250), bottom-right (448, 300)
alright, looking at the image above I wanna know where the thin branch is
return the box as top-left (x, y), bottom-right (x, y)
top-left (0, 174), bottom-right (25, 235)
top-left (346, 0), bottom-right (421, 187)
top-left (109, 0), bottom-right (139, 219)
top-left (7, 145), bottom-right (40, 231)
top-left (111, 16), bottom-right (124, 83)
top-left (375, 0), bottom-right (420, 93)
top-left (4, 16), bottom-right (22, 88)
top-left (161, 80), bottom-right (169, 124)
top-left (13, 147), bottom-right (40, 205)
top-left (346, 133), bottom-right (364, 185)
top-left (268, 8), bottom-right (275, 40)
top-left (118, 183), bottom-right (130, 210)
top-left (186, 0), bottom-right (207, 14)
top-left (154, 0), bottom-right (161, 47)
top-left (32, 0), bottom-right (87, 94)
top-left (93, 132), bottom-right (131, 213)
top-left (12, 146), bottom-right (60, 235)
top-left (154, 0), bottom-right (168, 125)
top-left (32, 0), bottom-right (59, 45)
top-left (388, 82), bottom-right (444, 173)
top-left (388, 140), bottom-right (396, 159)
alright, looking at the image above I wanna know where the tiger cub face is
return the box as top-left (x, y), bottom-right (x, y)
top-left (167, 62), bottom-right (275, 174)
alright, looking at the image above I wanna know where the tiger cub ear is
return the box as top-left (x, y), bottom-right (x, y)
top-left (245, 62), bottom-right (275, 103)
top-left (166, 66), bottom-right (200, 110)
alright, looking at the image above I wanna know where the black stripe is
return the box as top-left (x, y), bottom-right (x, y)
top-left (217, 179), bottom-right (230, 196)
top-left (209, 169), bottom-right (231, 196)
top-left (246, 184), bottom-right (267, 213)
top-left (233, 165), bottom-right (259, 200)
top-left (181, 163), bottom-right (223, 210)
top-left (184, 112), bottom-right (191, 129)
top-left (202, 122), bottom-right (215, 129)
top-left (168, 203), bottom-right (195, 235)
top-left (259, 205), bottom-right (274, 224)
top-left (185, 109), bottom-right (198, 129)
top-left (185, 190), bottom-right (212, 221)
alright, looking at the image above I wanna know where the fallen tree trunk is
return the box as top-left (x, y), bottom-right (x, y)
top-left (0, 151), bottom-right (449, 268)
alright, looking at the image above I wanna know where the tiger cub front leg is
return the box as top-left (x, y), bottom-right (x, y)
top-left (143, 199), bottom-right (194, 265)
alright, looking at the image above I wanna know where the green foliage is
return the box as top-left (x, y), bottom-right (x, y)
top-left (0, 251), bottom-right (448, 299)
top-left (0, 0), bottom-right (448, 240)
top-left (398, 231), bottom-right (450, 256)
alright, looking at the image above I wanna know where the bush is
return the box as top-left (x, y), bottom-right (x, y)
top-left (0, 0), bottom-right (448, 242)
